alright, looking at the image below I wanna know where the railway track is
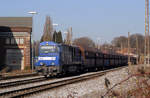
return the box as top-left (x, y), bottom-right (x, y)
top-left (0, 72), bottom-right (38, 81)
top-left (0, 76), bottom-right (46, 88)
top-left (0, 66), bottom-right (126, 98)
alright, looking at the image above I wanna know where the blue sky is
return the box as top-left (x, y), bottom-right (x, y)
top-left (0, 0), bottom-right (145, 44)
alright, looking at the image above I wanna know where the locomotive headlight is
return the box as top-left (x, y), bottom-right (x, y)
top-left (40, 62), bottom-right (43, 65)
top-left (46, 42), bottom-right (48, 45)
top-left (51, 62), bottom-right (55, 65)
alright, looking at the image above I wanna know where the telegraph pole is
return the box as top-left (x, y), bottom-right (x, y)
top-left (128, 32), bottom-right (130, 65)
top-left (145, 0), bottom-right (150, 65)
top-left (136, 35), bottom-right (139, 64)
top-left (147, 0), bottom-right (150, 65)
top-left (145, 0), bottom-right (147, 64)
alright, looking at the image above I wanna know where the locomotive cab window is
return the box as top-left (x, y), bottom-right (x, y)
top-left (40, 45), bottom-right (58, 53)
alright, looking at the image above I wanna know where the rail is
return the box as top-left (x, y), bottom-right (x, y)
top-left (0, 77), bottom-right (45, 88)
top-left (0, 72), bottom-right (38, 80)
top-left (0, 66), bottom-right (126, 98)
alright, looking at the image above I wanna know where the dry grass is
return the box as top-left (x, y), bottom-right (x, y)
top-left (57, 65), bottom-right (150, 98)
top-left (125, 65), bottom-right (150, 98)
top-left (103, 65), bottom-right (150, 98)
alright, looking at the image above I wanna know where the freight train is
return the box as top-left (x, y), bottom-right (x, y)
top-left (34, 41), bottom-right (136, 77)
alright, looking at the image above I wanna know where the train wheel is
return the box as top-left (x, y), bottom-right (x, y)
top-left (56, 73), bottom-right (62, 78)
top-left (95, 68), bottom-right (98, 71)
top-left (44, 75), bottom-right (48, 78)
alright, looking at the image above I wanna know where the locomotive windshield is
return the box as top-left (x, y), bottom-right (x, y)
top-left (40, 45), bottom-right (58, 53)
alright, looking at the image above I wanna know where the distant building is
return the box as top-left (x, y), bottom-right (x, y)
top-left (0, 17), bottom-right (32, 71)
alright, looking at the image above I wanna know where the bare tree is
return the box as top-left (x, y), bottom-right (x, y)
top-left (111, 33), bottom-right (145, 54)
top-left (40, 16), bottom-right (53, 42)
top-left (130, 34), bottom-right (145, 54)
top-left (73, 37), bottom-right (95, 49)
top-left (65, 27), bottom-right (72, 45)
top-left (111, 36), bottom-right (128, 48)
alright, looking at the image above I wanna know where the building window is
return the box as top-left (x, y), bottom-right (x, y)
top-left (20, 38), bottom-right (24, 44)
top-left (16, 38), bottom-right (20, 44)
top-left (5, 38), bottom-right (24, 45)
top-left (6, 38), bottom-right (10, 44)
top-left (11, 38), bottom-right (15, 44)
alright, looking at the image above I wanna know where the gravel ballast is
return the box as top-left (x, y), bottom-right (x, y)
top-left (29, 66), bottom-right (140, 98)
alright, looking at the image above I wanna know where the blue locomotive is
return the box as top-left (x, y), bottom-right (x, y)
top-left (35, 41), bottom-right (136, 77)
top-left (34, 41), bottom-right (83, 77)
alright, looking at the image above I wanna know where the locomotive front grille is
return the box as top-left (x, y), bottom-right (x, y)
top-left (40, 66), bottom-right (60, 76)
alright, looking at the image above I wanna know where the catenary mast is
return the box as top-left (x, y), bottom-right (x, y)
top-left (145, 0), bottom-right (150, 65)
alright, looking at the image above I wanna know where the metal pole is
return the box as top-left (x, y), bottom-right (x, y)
top-left (121, 42), bottom-right (123, 54)
top-left (32, 14), bottom-right (34, 72)
top-left (136, 35), bottom-right (139, 64)
top-left (97, 37), bottom-right (100, 50)
top-left (70, 27), bottom-right (72, 45)
top-left (55, 32), bottom-right (57, 43)
top-left (147, 0), bottom-right (150, 65)
top-left (128, 32), bottom-right (130, 65)
top-left (145, 0), bottom-right (147, 64)
top-left (28, 11), bottom-right (37, 72)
